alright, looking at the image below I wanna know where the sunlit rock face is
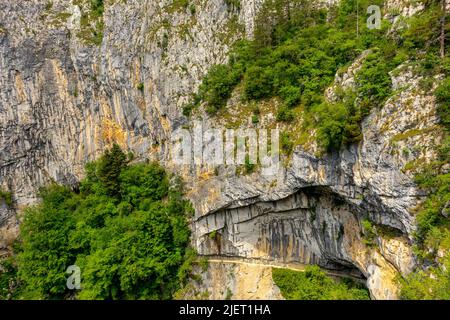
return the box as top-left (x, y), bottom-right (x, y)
top-left (0, 0), bottom-right (440, 299)
top-left (0, 0), bottom-right (264, 205)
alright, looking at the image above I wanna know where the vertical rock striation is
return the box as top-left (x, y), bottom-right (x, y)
top-left (0, 0), bottom-right (442, 299)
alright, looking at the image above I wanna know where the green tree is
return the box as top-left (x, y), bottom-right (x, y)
top-left (198, 64), bottom-right (241, 114)
top-left (96, 143), bottom-right (128, 198)
top-left (399, 239), bottom-right (450, 300)
top-left (14, 146), bottom-right (194, 300)
top-left (17, 185), bottom-right (76, 299)
top-left (272, 266), bottom-right (370, 300)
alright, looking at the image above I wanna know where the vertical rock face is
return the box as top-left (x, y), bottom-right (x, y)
top-left (0, 0), bottom-right (262, 206)
top-left (0, 0), bottom-right (442, 299)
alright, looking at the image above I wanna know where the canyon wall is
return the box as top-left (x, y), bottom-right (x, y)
top-left (0, 0), bottom-right (442, 299)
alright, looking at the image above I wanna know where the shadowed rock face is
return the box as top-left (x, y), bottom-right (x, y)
top-left (197, 188), bottom-right (361, 264)
top-left (196, 188), bottom-right (366, 270)
top-left (0, 0), bottom-right (441, 299)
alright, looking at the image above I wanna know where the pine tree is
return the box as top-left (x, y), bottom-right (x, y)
top-left (97, 143), bottom-right (128, 198)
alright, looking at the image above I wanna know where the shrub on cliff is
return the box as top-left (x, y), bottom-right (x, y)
top-left (197, 64), bottom-right (241, 114)
top-left (272, 266), bottom-right (370, 300)
top-left (399, 230), bottom-right (450, 300)
top-left (400, 73), bottom-right (450, 301)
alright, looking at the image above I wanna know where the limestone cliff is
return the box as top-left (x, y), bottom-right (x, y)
top-left (0, 0), bottom-right (445, 300)
top-left (0, 0), bottom-right (262, 253)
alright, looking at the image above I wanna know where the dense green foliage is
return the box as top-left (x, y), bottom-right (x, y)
top-left (91, 0), bottom-right (104, 16)
top-left (272, 266), bottom-right (370, 300)
top-left (4, 144), bottom-right (194, 299)
top-left (185, 0), bottom-right (447, 153)
top-left (198, 64), bottom-right (242, 114)
top-left (187, 0), bottom-right (361, 120)
top-left (399, 71), bottom-right (450, 300)
top-left (399, 230), bottom-right (450, 300)
top-left (435, 77), bottom-right (450, 127)
top-left (185, 0), bottom-right (398, 151)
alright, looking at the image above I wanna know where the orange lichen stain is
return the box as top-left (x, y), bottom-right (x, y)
top-left (160, 114), bottom-right (170, 133)
top-left (198, 169), bottom-right (215, 181)
top-left (148, 143), bottom-right (161, 155)
top-left (101, 118), bottom-right (127, 147)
